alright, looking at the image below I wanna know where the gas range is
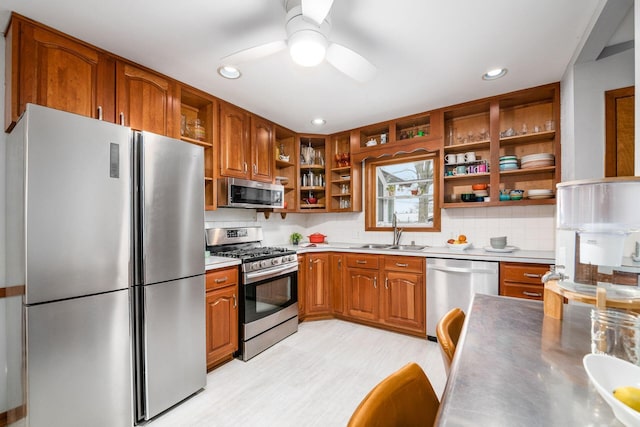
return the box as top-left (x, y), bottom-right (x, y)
top-left (205, 227), bottom-right (297, 273)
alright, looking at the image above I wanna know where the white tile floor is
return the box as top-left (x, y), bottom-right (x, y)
top-left (148, 319), bottom-right (447, 427)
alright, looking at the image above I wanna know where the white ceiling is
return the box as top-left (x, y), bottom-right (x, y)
top-left (0, 1), bottom-right (614, 134)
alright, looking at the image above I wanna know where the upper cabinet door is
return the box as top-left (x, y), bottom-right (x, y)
top-left (116, 61), bottom-right (175, 136)
top-left (6, 16), bottom-right (116, 130)
top-left (219, 102), bottom-right (250, 179)
top-left (251, 116), bottom-right (274, 182)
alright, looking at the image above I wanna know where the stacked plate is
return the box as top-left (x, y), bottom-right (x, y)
top-left (499, 155), bottom-right (519, 171)
top-left (527, 189), bottom-right (554, 199)
top-left (521, 153), bottom-right (555, 169)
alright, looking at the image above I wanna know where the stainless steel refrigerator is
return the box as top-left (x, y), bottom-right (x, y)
top-left (5, 104), bottom-right (206, 426)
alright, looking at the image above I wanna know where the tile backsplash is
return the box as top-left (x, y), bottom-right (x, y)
top-left (205, 205), bottom-right (556, 251)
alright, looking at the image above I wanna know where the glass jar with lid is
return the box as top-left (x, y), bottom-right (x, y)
top-left (188, 119), bottom-right (205, 141)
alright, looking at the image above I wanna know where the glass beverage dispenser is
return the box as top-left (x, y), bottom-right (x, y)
top-left (554, 177), bottom-right (640, 294)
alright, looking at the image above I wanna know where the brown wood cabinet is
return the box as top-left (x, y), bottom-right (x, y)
top-left (178, 85), bottom-right (218, 209)
top-left (305, 253), bottom-right (331, 316)
top-left (341, 253), bottom-right (426, 336)
top-left (219, 102), bottom-right (250, 179)
top-left (5, 15), bottom-right (115, 131)
top-left (219, 102), bottom-right (274, 183)
top-left (330, 253), bottom-right (345, 314)
top-left (380, 256), bottom-right (425, 334)
top-left (116, 61), bottom-right (176, 136)
top-left (205, 266), bottom-right (239, 370)
top-left (251, 116), bottom-right (275, 182)
top-left (500, 262), bottom-right (548, 301)
top-left (345, 254), bottom-right (380, 322)
top-left (441, 83), bottom-right (561, 208)
top-left (297, 255), bottom-right (306, 319)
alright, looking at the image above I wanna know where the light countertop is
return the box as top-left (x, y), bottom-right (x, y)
top-left (205, 256), bottom-right (241, 271)
top-left (286, 242), bottom-right (555, 264)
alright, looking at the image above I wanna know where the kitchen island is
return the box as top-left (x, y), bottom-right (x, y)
top-left (435, 294), bottom-right (622, 426)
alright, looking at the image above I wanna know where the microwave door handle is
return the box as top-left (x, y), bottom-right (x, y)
top-left (244, 263), bottom-right (298, 283)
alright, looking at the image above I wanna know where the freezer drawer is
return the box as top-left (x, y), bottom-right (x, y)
top-left (137, 275), bottom-right (206, 421)
top-left (26, 290), bottom-right (132, 427)
top-left (426, 258), bottom-right (499, 337)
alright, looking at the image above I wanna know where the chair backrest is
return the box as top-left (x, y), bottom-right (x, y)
top-left (436, 308), bottom-right (466, 374)
top-left (347, 362), bottom-right (440, 427)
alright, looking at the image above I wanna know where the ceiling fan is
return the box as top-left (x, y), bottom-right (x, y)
top-left (219, 0), bottom-right (377, 83)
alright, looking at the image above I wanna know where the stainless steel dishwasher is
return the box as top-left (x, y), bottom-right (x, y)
top-left (426, 258), bottom-right (499, 339)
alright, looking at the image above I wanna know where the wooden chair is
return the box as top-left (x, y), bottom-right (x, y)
top-left (436, 308), bottom-right (465, 374)
top-left (347, 362), bottom-right (440, 427)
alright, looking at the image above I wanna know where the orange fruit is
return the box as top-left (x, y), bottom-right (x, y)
top-left (458, 234), bottom-right (467, 242)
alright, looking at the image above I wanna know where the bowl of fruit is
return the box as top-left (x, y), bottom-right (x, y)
top-left (584, 353), bottom-right (640, 426)
top-left (447, 235), bottom-right (471, 251)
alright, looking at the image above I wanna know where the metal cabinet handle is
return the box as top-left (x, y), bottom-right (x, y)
top-left (97, 106), bottom-right (103, 120)
top-left (373, 276), bottom-right (377, 288)
top-left (523, 291), bottom-right (542, 298)
top-left (338, 258), bottom-right (342, 269)
top-left (119, 112), bottom-right (125, 126)
top-left (395, 263), bottom-right (409, 267)
top-left (385, 277), bottom-right (389, 289)
top-left (233, 294), bottom-right (237, 309)
top-left (253, 164), bottom-right (257, 174)
top-left (524, 273), bottom-right (542, 278)
top-left (356, 260), bottom-right (367, 265)
top-left (243, 162), bottom-right (248, 173)
top-left (214, 277), bottom-right (228, 284)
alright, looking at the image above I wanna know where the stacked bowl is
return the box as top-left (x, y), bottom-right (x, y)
top-left (527, 189), bottom-right (554, 199)
top-left (521, 153), bottom-right (554, 169)
top-left (499, 155), bottom-right (519, 171)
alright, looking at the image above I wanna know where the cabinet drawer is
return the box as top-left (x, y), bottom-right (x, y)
top-left (383, 256), bottom-right (424, 273)
top-left (501, 283), bottom-right (544, 301)
top-left (206, 266), bottom-right (238, 291)
top-left (501, 262), bottom-right (548, 285)
top-left (346, 254), bottom-right (379, 269)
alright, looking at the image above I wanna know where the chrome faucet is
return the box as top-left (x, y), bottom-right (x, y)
top-left (392, 213), bottom-right (403, 246)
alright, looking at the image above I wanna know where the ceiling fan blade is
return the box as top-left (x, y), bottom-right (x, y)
top-left (221, 40), bottom-right (287, 65)
top-left (326, 43), bottom-right (377, 83)
top-left (301, 0), bottom-right (334, 26)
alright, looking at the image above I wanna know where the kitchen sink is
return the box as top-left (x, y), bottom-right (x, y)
top-left (388, 245), bottom-right (428, 251)
top-left (350, 244), bottom-right (428, 251)
top-left (351, 244), bottom-right (393, 249)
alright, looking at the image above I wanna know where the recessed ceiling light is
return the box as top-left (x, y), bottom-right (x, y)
top-left (482, 68), bottom-right (507, 80)
top-left (217, 66), bottom-right (241, 79)
top-left (311, 118), bottom-right (326, 126)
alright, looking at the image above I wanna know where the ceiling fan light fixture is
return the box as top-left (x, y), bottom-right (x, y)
top-left (288, 30), bottom-right (327, 67)
top-left (217, 65), bottom-right (241, 79)
top-left (482, 68), bottom-right (507, 80)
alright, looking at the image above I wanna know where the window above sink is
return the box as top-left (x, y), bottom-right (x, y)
top-left (364, 152), bottom-right (440, 232)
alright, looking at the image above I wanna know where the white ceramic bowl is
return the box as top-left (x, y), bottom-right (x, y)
top-left (447, 242), bottom-right (471, 251)
top-left (583, 353), bottom-right (640, 426)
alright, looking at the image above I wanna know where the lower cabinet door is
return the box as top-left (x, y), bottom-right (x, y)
top-left (345, 267), bottom-right (379, 321)
top-left (381, 271), bottom-right (425, 333)
top-left (206, 285), bottom-right (238, 369)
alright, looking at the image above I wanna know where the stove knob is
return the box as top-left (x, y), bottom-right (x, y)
top-left (271, 258), bottom-right (279, 265)
top-left (251, 261), bottom-right (260, 271)
top-left (261, 260), bottom-right (270, 268)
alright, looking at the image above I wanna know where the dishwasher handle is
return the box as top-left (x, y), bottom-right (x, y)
top-left (428, 265), bottom-right (496, 275)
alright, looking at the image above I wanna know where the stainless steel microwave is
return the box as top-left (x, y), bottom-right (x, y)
top-left (217, 177), bottom-right (284, 209)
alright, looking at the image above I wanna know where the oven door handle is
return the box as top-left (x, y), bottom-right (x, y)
top-left (244, 263), bottom-right (299, 284)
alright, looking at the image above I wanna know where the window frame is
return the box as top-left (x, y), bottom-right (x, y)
top-left (364, 151), bottom-right (441, 232)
